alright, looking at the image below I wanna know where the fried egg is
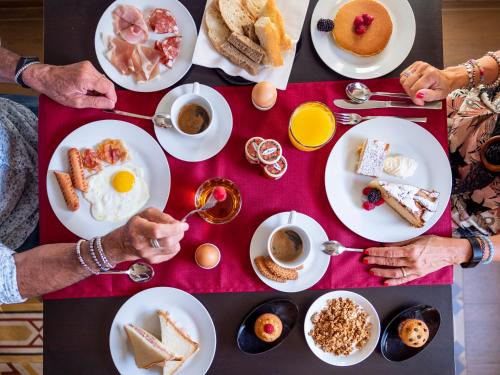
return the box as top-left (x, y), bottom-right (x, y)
top-left (84, 163), bottom-right (149, 222)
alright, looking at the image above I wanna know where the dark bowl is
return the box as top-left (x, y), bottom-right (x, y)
top-left (380, 304), bottom-right (440, 362)
top-left (237, 298), bottom-right (299, 355)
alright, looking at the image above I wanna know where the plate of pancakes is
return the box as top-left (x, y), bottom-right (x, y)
top-left (311, 0), bottom-right (415, 79)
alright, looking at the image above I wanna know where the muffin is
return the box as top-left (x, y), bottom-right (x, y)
top-left (254, 313), bottom-right (283, 342)
top-left (398, 319), bottom-right (429, 348)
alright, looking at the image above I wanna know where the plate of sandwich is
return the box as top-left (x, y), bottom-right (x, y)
top-left (110, 287), bottom-right (216, 375)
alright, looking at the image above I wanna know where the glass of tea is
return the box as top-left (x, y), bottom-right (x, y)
top-left (194, 178), bottom-right (242, 224)
top-left (288, 101), bottom-right (336, 152)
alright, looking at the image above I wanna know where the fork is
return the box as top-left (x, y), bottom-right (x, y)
top-left (334, 113), bottom-right (427, 125)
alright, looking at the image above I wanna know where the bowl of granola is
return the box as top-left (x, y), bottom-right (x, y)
top-left (304, 291), bottom-right (380, 366)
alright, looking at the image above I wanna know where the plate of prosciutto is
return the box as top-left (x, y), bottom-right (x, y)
top-left (95, 0), bottom-right (197, 92)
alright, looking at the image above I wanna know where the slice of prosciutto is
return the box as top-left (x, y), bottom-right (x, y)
top-left (154, 36), bottom-right (181, 68)
top-left (106, 37), bottom-right (136, 75)
top-left (149, 9), bottom-right (179, 34)
top-left (112, 4), bottom-right (148, 44)
top-left (131, 45), bottom-right (161, 82)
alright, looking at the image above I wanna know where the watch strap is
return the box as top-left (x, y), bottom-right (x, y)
top-left (15, 56), bottom-right (40, 88)
top-left (461, 236), bottom-right (483, 268)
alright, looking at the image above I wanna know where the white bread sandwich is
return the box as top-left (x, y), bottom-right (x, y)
top-left (158, 311), bottom-right (200, 375)
top-left (254, 16), bottom-right (283, 67)
top-left (124, 324), bottom-right (182, 369)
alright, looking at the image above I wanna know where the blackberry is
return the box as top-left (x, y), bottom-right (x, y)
top-left (317, 18), bottom-right (334, 32)
top-left (367, 189), bottom-right (381, 203)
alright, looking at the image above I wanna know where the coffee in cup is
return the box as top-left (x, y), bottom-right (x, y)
top-left (177, 103), bottom-right (211, 135)
top-left (270, 228), bottom-right (304, 263)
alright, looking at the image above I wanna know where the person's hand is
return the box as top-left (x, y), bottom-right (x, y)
top-left (363, 235), bottom-right (472, 286)
top-left (400, 61), bottom-right (467, 105)
top-left (103, 208), bottom-right (189, 265)
top-left (22, 61), bottom-right (117, 109)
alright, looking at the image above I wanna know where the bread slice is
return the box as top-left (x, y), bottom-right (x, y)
top-left (227, 32), bottom-right (265, 63)
top-left (124, 324), bottom-right (182, 369)
top-left (242, 23), bottom-right (259, 43)
top-left (260, 0), bottom-right (292, 51)
top-left (218, 0), bottom-right (254, 34)
top-left (254, 17), bottom-right (283, 67)
top-left (219, 41), bottom-right (260, 74)
top-left (158, 311), bottom-right (200, 375)
top-left (355, 138), bottom-right (390, 177)
top-left (369, 180), bottom-right (440, 228)
top-left (243, 0), bottom-right (268, 18)
top-left (205, 0), bottom-right (231, 54)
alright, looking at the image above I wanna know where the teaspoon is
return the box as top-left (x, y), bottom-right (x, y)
top-left (103, 109), bottom-right (172, 129)
top-left (346, 82), bottom-right (410, 103)
top-left (101, 262), bottom-right (154, 283)
top-left (322, 240), bottom-right (364, 256)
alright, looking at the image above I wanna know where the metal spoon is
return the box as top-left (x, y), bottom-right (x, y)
top-left (100, 262), bottom-right (154, 283)
top-left (182, 191), bottom-right (219, 222)
top-left (346, 82), bottom-right (410, 103)
top-left (322, 240), bottom-right (364, 256)
top-left (103, 109), bottom-right (172, 129)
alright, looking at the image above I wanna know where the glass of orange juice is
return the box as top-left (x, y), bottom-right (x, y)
top-left (288, 102), bottom-right (336, 151)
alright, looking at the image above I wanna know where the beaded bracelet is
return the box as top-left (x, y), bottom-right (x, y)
top-left (485, 51), bottom-right (500, 89)
top-left (480, 235), bottom-right (495, 265)
top-left (470, 59), bottom-right (485, 85)
top-left (460, 61), bottom-right (475, 89)
top-left (476, 236), bottom-right (489, 263)
top-left (95, 236), bottom-right (114, 270)
top-left (76, 239), bottom-right (100, 275)
top-left (88, 238), bottom-right (105, 271)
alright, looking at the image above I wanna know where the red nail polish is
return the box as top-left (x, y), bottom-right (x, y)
top-left (416, 92), bottom-right (424, 99)
top-left (362, 258), bottom-right (369, 264)
top-left (363, 249), bottom-right (370, 255)
top-left (369, 269), bottom-right (375, 276)
top-left (383, 281), bottom-right (390, 286)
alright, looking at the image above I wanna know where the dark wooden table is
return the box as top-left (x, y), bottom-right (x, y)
top-left (43, 1), bottom-right (453, 374)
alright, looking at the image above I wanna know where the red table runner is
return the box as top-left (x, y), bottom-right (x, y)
top-left (39, 78), bottom-right (452, 300)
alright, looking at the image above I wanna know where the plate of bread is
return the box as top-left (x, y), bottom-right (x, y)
top-left (311, 0), bottom-right (415, 79)
top-left (324, 118), bottom-right (452, 243)
top-left (193, 0), bottom-right (310, 89)
top-left (110, 287), bottom-right (216, 375)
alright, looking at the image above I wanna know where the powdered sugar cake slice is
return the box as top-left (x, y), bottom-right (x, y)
top-left (369, 180), bottom-right (440, 228)
top-left (356, 139), bottom-right (390, 177)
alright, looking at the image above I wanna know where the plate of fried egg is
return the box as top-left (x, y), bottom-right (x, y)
top-left (47, 120), bottom-right (170, 239)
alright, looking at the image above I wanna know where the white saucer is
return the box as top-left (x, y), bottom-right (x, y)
top-left (304, 290), bottom-right (380, 366)
top-left (109, 287), bottom-right (216, 375)
top-left (249, 212), bottom-right (330, 293)
top-left (154, 83), bottom-right (233, 162)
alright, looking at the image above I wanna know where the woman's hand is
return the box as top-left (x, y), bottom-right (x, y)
top-left (22, 61), bottom-right (117, 109)
top-left (102, 208), bottom-right (189, 265)
top-left (363, 235), bottom-right (472, 286)
top-left (400, 61), bottom-right (468, 105)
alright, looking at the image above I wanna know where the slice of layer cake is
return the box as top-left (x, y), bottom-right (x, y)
top-left (369, 180), bottom-right (440, 228)
top-left (356, 138), bottom-right (390, 177)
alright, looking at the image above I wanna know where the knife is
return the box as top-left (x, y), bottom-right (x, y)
top-left (333, 99), bottom-right (443, 110)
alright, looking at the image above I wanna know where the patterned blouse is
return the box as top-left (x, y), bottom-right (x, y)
top-left (0, 98), bottom-right (38, 304)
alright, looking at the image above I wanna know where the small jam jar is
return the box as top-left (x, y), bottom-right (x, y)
top-left (257, 139), bottom-right (282, 165)
top-left (262, 156), bottom-right (288, 180)
top-left (245, 136), bottom-right (264, 164)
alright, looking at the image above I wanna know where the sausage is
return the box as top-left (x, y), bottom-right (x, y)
top-left (54, 171), bottom-right (79, 211)
top-left (68, 148), bottom-right (88, 192)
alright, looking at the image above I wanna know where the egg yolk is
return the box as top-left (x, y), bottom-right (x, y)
top-left (112, 171), bottom-right (135, 193)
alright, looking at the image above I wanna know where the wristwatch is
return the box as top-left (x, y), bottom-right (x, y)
top-left (14, 56), bottom-right (40, 88)
top-left (461, 236), bottom-right (483, 268)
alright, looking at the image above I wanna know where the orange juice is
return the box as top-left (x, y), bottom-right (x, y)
top-left (288, 102), bottom-right (336, 151)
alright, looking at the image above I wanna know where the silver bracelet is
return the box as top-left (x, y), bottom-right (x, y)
top-left (76, 239), bottom-right (100, 275)
top-left (14, 61), bottom-right (40, 87)
top-left (485, 51), bottom-right (500, 89)
top-left (480, 235), bottom-right (495, 265)
top-left (88, 238), bottom-right (106, 271)
top-left (95, 237), bottom-right (114, 270)
top-left (460, 61), bottom-right (475, 89)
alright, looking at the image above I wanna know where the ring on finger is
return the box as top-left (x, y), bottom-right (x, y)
top-left (401, 70), bottom-right (412, 78)
top-left (150, 238), bottom-right (161, 248)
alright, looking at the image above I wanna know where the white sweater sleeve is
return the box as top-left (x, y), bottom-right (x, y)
top-left (0, 244), bottom-right (26, 304)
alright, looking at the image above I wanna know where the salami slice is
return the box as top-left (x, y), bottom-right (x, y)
top-left (149, 8), bottom-right (179, 34)
top-left (154, 36), bottom-right (182, 67)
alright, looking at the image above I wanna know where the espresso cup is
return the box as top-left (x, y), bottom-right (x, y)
top-left (267, 211), bottom-right (312, 269)
top-left (169, 82), bottom-right (214, 138)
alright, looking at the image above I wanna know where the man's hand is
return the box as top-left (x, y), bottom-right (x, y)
top-left (22, 61), bottom-right (117, 109)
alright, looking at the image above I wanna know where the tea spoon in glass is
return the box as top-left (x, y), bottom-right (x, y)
top-left (322, 240), bottom-right (363, 256)
top-left (181, 186), bottom-right (227, 222)
top-left (100, 262), bottom-right (154, 283)
top-left (103, 109), bottom-right (172, 129)
top-left (346, 82), bottom-right (411, 103)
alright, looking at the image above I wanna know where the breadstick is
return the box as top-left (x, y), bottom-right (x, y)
top-left (254, 256), bottom-right (286, 283)
top-left (54, 171), bottom-right (79, 211)
top-left (68, 148), bottom-right (88, 192)
top-left (263, 256), bottom-right (299, 280)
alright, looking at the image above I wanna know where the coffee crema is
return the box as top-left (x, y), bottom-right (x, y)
top-left (271, 229), bottom-right (303, 262)
top-left (177, 103), bottom-right (210, 135)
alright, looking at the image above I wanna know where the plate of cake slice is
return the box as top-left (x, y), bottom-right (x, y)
top-left (324, 117), bottom-right (452, 243)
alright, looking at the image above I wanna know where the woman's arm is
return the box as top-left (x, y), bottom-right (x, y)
top-left (12, 208), bottom-right (188, 299)
top-left (364, 234), bottom-right (500, 286)
top-left (400, 49), bottom-right (500, 105)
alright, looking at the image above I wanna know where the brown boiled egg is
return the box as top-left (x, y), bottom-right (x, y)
top-left (195, 243), bottom-right (221, 269)
top-left (252, 82), bottom-right (277, 111)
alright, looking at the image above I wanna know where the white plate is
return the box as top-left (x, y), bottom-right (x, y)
top-left (311, 0), bottom-right (415, 79)
top-left (304, 290), bottom-right (380, 366)
top-left (109, 287), bottom-right (216, 375)
top-left (154, 83), bottom-right (233, 162)
top-left (95, 0), bottom-right (197, 92)
top-left (325, 118), bottom-right (452, 243)
top-left (47, 120), bottom-right (170, 239)
top-left (249, 212), bottom-right (330, 293)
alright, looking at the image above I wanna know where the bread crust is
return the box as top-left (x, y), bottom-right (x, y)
top-left (54, 171), bottom-right (79, 211)
top-left (68, 147), bottom-right (88, 192)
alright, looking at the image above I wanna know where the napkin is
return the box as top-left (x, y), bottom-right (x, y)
top-left (192, 0), bottom-right (310, 90)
